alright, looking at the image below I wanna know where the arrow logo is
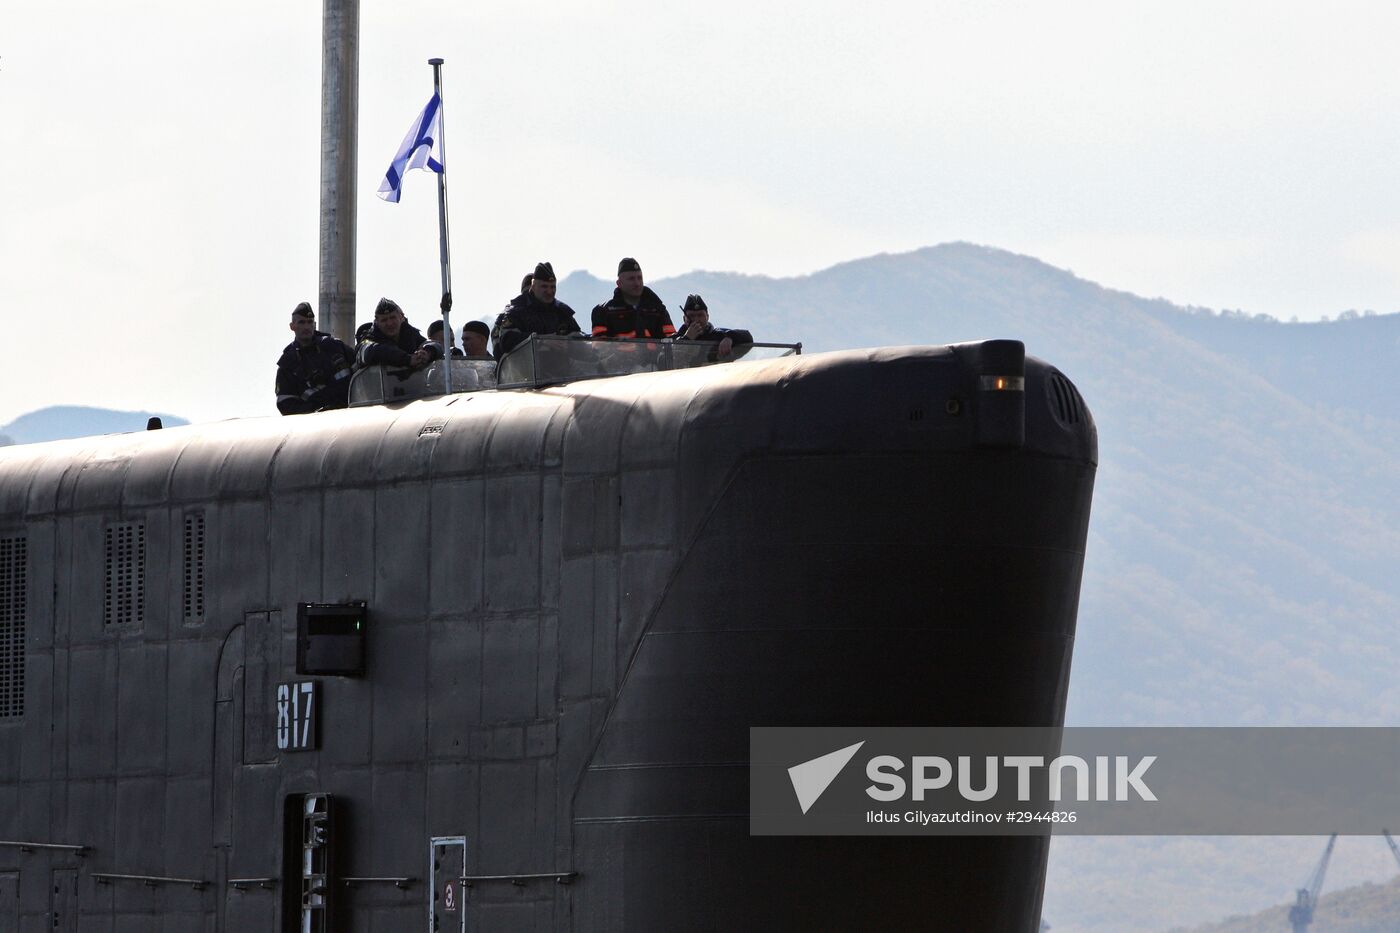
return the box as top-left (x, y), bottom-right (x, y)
top-left (788, 741), bottom-right (866, 814)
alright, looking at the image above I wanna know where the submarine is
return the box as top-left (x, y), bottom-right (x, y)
top-left (0, 335), bottom-right (1095, 931)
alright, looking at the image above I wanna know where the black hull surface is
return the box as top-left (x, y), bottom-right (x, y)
top-left (576, 450), bottom-right (1093, 931)
top-left (0, 342), bottom-right (1095, 932)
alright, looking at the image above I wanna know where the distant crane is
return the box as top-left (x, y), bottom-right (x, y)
top-left (1384, 828), bottom-right (1400, 871)
top-left (1288, 834), bottom-right (1337, 933)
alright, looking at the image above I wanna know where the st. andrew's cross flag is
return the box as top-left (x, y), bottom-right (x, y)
top-left (377, 93), bottom-right (444, 203)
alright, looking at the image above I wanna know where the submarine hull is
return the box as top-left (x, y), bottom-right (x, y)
top-left (0, 343), bottom-right (1095, 932)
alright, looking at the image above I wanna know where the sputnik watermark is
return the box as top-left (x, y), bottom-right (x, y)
top-left (751, 727), bottom-right (1400, 835)
top-left (865, 810), bottom-right (1077, 825)
top-left (787, 741), bottom-right (865, 814)
top-left (864, 754), bottom-right (1156, 802)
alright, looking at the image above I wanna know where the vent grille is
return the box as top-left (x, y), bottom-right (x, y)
top-left (104, 522), bottom-right (145, 627)
top-left (183, 512), bottom-right (206, 624)
top-left (1, 536), bottom-right (26, 718)
top-left (1047, 371), bottom-right (1086, 426)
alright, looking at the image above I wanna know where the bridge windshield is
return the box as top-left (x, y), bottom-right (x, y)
top-left (497, 335), bottom-right (801, 389)
top-left (348, 359), bottom-right (498, 407)
top-left (348, 336), bottom-right (801, 406)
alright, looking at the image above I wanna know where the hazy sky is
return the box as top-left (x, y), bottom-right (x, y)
top-left (3, 0), bottom-right (1399, 424)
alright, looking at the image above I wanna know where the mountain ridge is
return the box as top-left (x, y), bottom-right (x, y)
top-left (0, 405), bottom-right (189, 447)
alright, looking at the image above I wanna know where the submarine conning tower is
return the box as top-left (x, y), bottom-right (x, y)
top-left (0, 340), bottom-right (1095, 932)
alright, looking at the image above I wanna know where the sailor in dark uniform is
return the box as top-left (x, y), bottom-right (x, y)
top-left (673, 293), bottom-right (753, 360)
top-left (491, 262), bottom-right (582, 359)
top-left (355, 298), bottom-right (441, 370)
top-left (461, 320), bottom-right (494, 360)
top-left (591, 257), bottom-right (676, 339)
top-left (427, 319), bottom-right (465, 359)
top-left (275, 302), bottom-right (355, 415)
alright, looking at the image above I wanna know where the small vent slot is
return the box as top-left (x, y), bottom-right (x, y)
top-left (0, 535), bottom-right (25, 718)
top-left (183, 512), bottom-right (206, 624)
top-left (104, 522), bottom-right (145, 627)
top-left (1047, 372), bottom-right (1084, 426)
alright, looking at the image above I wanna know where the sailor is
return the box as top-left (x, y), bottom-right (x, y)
top-left (427, 319), bottom-right (465, 359)
top-left (355, 298), bottom-right (441, 370)
top-left (461, 321), bottom-right (494, 360)
top-left (591, 257), bottom-right (675, 339)
top-left (673, 294), bottom-right (753, 360)
top-left (275, 302), bottom-right (355, 415)
top-left (491, 262), bottom-right (582, 358)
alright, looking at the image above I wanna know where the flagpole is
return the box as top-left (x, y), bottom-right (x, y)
top-left (429, 57), bottom-right (453, 394)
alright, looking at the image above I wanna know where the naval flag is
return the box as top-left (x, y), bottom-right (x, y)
top-left (377, 93), bottom-right (444, 203)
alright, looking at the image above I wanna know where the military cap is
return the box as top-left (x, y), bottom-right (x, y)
top-left (374, 297), bottom-right (403, 317)
top-left (682, 294), bottom-right (707, 312)
top-left (292, 301), bottom-right (314, 319)
top-left (534, 261), bottom-right (556, 282)
top-left (618, 257), bottom-right (641, 274)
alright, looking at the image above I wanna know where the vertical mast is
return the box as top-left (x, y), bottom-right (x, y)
top-left (319, 0), bottom-right (360, 344)
top-left (430, 58), bottom-right (453, 393)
